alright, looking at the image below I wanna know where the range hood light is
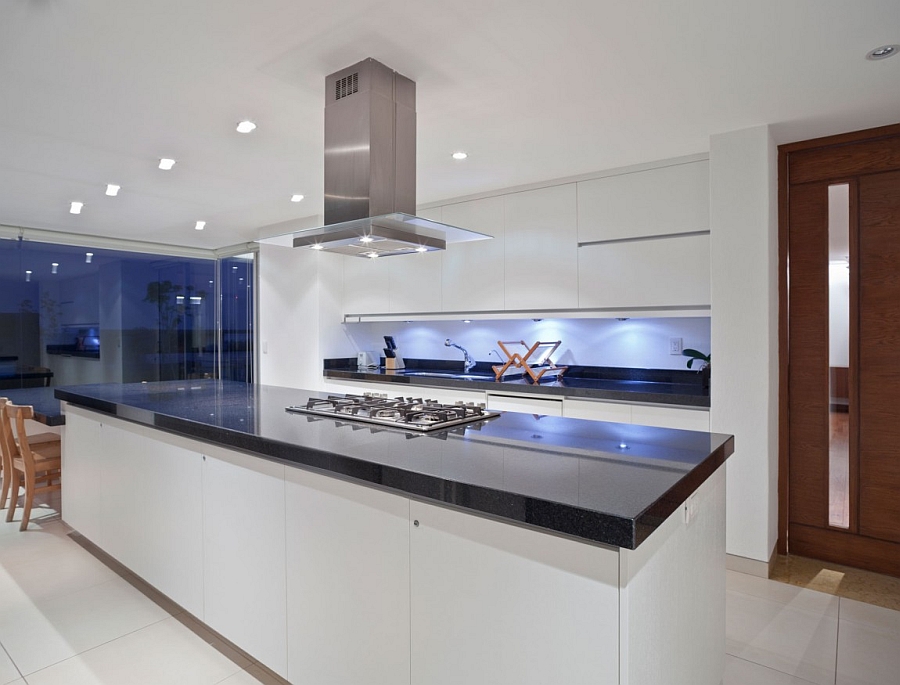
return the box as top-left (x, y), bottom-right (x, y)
top-left (367, 252), bottom-right (379, 259)
top-left (310, 244), bottom-right (325, 251)
top-left (359, 235), bottom-right (374, 243)
top-left (415, 245), bottom-right (428, 253)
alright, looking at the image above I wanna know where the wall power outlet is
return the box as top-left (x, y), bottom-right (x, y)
top-left (669, 337), bottom-right (683, 355)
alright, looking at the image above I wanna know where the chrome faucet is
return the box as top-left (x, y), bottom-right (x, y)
top-left (445, 339), bottom-right (476, 372)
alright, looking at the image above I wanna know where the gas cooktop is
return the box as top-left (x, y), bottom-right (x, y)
top-left (286, 393), bottom-right (500, 432)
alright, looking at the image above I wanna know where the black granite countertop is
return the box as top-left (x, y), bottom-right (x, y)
top-left (1, 387), bottom-right (64, 426)
top-left (324, 359), bottom-right (711, 407)
top-left (56, 380), bottom-right (732, 549)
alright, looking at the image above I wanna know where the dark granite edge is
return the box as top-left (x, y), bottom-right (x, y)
top-left (53, 386), bottom-right (735, 550)
top-left (324, 368), bottom-right (711, 408)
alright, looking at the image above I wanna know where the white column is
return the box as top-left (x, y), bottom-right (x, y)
top-left (709, 125), bottom-right (779, 565)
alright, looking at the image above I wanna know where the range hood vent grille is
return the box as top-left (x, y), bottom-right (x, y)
top-left (334, 72), bottom-right (358, 101)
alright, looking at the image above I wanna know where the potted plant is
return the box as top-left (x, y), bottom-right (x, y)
top-left (682, 348), bottom-right (710, 391)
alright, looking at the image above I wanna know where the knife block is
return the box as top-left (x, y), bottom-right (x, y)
top-left (385, 356), bottom-right (405, 370)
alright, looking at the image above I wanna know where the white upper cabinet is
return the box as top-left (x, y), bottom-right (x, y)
top-left (577, 160), bottom-right (709, 242)
top-left (578, 233), bottom-right (710, 308)
top-left (343, 253), bottom-right (391, 315)
top-left (441, 196), bottom-right (505, 312)
top-left (504, 184), bottom-right (579, 310)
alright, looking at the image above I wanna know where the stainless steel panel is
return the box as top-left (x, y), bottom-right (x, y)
top-left (324, 94), bottom-right (372, 225)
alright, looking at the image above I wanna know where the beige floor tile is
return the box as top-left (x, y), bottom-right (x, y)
top-left (173, 613), bottom-right (253, 671)
top-left (214, 663), bottom-right (289, 685)
top-left (0, 645), bottom-right (21, 685)
top-left (0, 576), bottom-right (171, 675)
top-left (726, 589), bottom-right (839, 685)
top-left (24, 616), bottom-right (246, 685)
top-left (727, 570), bottom-right (840, 614)
top-left (836, 617), bottom-right (900, 685)
top-left (839, 596), bottom-right (900, 634)
top-left (0, 543), bottom-right (118, 605)
top-left (723, 655), bottom-right (818, 684)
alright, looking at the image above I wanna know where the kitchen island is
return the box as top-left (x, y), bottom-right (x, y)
top-left (57, 380), bottom-right (733, 685)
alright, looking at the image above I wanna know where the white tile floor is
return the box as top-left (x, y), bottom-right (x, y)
top-left (1, 495), bottom-right (899, 684)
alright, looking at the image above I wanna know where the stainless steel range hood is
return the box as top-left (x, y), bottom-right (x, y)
top-left (291, 58), bottom-right (490, 258)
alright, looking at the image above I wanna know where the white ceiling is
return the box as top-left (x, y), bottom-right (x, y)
top-left (1, 0), bottom-right (898, 250)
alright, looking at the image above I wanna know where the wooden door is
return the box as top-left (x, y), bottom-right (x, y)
top-left (781, 124), bottom-right (900, 577)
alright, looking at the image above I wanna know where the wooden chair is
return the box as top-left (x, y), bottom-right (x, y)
top-left (0, 400), bottom-right (62, 530)
top-left (0, 397), bottom-right (61, 510)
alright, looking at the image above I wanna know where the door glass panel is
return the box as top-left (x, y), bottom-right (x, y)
top-left (827, 183), bottom-right (850, 529)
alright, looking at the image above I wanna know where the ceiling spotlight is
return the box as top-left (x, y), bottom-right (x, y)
top-left (867, 44), bottom-right (898, 60)
top-left (236, 120), bottom-right (257, 133)
top-left (290, 194), bottom-right (305, 203)
top-left (51, 262), bottom-right (58, 274)
top-left (452, 151), bottom-right (468, 160)
top-left (25, 270), bottom-right (31, 282)
top-left (158, 158), bottom-right (176, 170)
top-left (310, 244), bottom-right (325, 250)
top-left (105, 184), bottom-right (120, 197)
top-left (85, 252), bottom-right (93, 263)
top-left (195, 221), bottom-right (206, 231)
top-left (69, 201), bottom-right (83, 214)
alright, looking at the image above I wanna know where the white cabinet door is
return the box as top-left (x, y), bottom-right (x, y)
top-left (578, 233), bottom-right (710, 308)
top-left (323, 379), bottom-right (485, 406)
top-left (343, 253), bottom-right (391, 315)
top-left (504, 184), bottom-right (579, 310)
top-left (577, 160), bottom-right (709, 242)
top-left (389, 251), bottom-right (442, 313)
top-left (202, 449), bottom-right (287, 677)
top-left (563, 398), bottom-right (633, 423)
top-left (631, 405), bottom-right (710, 431)
top-left (441, 196), bottom-right (505, 312)
top-left (409, 500), bottom-right (619, 685)
top-left (60, 408), bottom-right (103, 543)
top-left (285, 467), bottom-right (410, 685)
top-left (98, 421), bottom-right (204, 617)
top-left (485, 393), bottom-right (564, 417)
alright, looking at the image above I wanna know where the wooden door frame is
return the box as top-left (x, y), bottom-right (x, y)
top-left (778, 121), bottom-right (900, 558)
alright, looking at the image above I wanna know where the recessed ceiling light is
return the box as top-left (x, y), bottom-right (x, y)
top-left (69, 201), bottom-right (83, 214)
top-left (310, 244), bottom-right (325, 250)
top-left (452, 151), bottom-right (468, 160)
top-left (51, 262), bottom-right (59, 274)
top-left (195, 221), bottom-right (206, 231)
top-left (158, 158), bottom-right (176, 170)
top-left (236, 120), bottom-right (257, 133)
top-left (85, 252), bottom-right (93, 263)
top-left (105, 184), bottom-right (120, 197)
top-left (290, 194), bottom-right (305, 203)
top-left (867, 44), bottom-right (898, 60)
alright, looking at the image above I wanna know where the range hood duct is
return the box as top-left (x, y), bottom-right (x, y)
top-left (292, 58), bottom-right (490, 257)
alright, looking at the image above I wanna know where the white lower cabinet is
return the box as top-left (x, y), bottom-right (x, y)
top-left (631, 404), bottom-right (710, 431)
top-left (563, 398), bottom-right (633, 423)
top-left (97, 419), bottom-right (204, 617)
top-left (409, 499), bottom-right (619, 685)
top-left (285, 467), bottom-right (411, 685)
top-left (201, 449), bottom-right (287, 677)
top-left (60, 409), bottom-right (103, 543)
top-left (486, 392), bottom-right (564, 416)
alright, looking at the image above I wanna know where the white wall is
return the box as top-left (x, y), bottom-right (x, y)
top-left (258, 244), bottom-right (354, 391)
top-left (709, 125), bottom-right (779, 565)
top-left (344, 317), bottom-right (710, 370)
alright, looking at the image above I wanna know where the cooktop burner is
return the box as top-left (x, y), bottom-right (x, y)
top-left (286, 393), bottom-right (500, 432)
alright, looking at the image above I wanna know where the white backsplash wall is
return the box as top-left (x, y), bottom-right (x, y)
top-left (343, 317), bottom-right (711, 371)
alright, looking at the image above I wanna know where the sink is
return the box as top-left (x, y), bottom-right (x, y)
top-left (403, 371), bottom-right (492, 381)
